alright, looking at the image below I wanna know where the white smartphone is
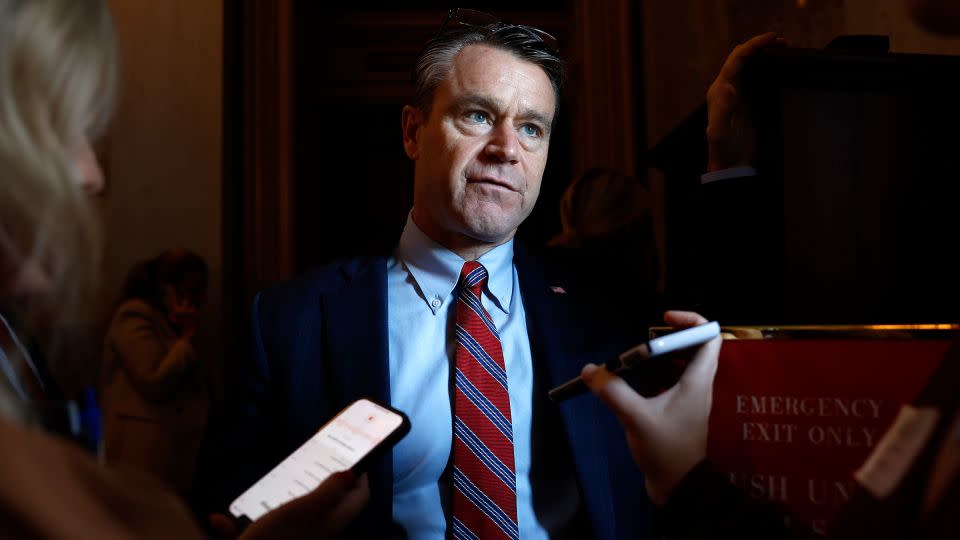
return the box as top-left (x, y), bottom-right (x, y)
top-left (229, 398), bottom-right (410, 522)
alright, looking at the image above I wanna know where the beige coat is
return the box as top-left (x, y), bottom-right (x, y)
top-left (100, 299), bottom-right (209, 494)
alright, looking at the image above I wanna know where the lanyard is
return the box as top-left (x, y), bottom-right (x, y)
top-left (0, 314), bottom-right (101, 454)
top-left (0, 313), bottom-right (45, 402)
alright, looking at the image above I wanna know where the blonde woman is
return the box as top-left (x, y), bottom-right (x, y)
top-left (0, 0), bottom-right (114, 429)
top-left (0, 1), bottom-right (365, 537)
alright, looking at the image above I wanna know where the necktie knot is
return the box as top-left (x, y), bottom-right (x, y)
top-left (458, 261), bottom-right (488, 297)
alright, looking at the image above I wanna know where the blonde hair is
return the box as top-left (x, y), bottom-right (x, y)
top-left (0, 0), bottom-right (117, 351)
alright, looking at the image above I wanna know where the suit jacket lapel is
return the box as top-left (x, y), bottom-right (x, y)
top-left (320, 256), bottom-right (391, 409)
top-left (320, 256), bottom-right (396, 536)
top-left (514, 244), bottom-right (621, 540)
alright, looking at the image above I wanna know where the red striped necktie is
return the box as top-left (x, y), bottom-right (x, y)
top-left (452, 261), bottom-right (519, 540)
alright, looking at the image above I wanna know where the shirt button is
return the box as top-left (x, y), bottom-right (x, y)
top-left (431, 298), bottom-right (442, 308)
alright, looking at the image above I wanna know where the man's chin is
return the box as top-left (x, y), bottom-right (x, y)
top-left (463, 228), bottom-right (515, 246)
top-left (460, 220), bottom-right (519, 246)
top-left (455, 207), bottom-right (522, 241)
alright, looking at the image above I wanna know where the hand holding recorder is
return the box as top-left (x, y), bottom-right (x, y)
top-left (580, 311), bottom-right (722, 505)
top-left (549, 319), bottom-right (720, 402)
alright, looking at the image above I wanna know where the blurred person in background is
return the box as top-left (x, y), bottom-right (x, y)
top-left (549, 166), bottom-right (663, 336)
top-left (0, 0), bottom-right (365, 537)
top-left (100, 248), bottom-right (210, 495)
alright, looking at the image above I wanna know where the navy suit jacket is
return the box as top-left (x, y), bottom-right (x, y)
top-left (211, 244), bottom-right (649, 539)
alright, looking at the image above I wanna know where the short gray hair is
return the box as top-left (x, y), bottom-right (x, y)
top-left (411, 24), bottom-right (564, 125)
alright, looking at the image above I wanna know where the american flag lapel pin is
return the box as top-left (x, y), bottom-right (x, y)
top-left (549, 285), bottom-right (567, 294)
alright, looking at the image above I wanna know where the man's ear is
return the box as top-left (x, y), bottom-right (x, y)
top-left (402, 105), bottom-right (423, 160)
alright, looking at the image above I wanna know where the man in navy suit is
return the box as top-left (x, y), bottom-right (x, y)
top-left (207, 8), bottom-right (650, 540)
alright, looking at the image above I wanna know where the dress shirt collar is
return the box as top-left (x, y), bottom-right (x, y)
top-left (395, 213), bottom-right (514, 316)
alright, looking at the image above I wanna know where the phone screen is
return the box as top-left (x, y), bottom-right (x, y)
top-left (230, 398), bottom-right (405, 521)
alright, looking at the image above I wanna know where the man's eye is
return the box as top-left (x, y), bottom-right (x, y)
top-left (467, 111), bottom-right (489, 124)
top-left (521, 124), bottom-right (542, 138)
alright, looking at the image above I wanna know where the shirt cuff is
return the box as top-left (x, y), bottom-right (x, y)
top-left (701, 166), bottom-right (757, 185)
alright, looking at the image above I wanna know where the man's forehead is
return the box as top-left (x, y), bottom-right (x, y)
top-left (442, 44), bottom-right (556, 115)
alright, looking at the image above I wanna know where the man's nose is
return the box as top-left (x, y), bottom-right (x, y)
top-left (484, 123), bottom-right (520, 164)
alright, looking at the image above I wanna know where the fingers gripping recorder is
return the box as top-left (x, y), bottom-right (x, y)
top-left (548, 322), bottom-right (721, 402)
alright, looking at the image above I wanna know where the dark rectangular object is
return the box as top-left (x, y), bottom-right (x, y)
top-left (698, 47), bottom-right (960, 324)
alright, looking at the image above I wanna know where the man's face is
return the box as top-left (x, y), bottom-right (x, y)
top-left (403, 44), bottom-right (556, 249)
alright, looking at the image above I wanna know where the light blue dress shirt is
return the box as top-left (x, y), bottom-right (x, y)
top-left (388, 215), bottom-right (548, 539)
